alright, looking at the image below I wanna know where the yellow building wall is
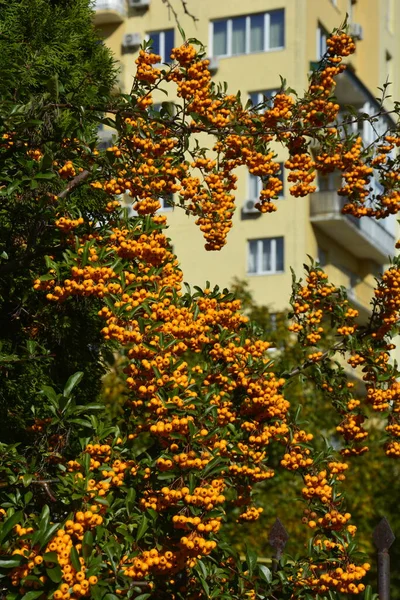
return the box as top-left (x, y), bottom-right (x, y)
top-left (94, 0), bottom-right (398, 313)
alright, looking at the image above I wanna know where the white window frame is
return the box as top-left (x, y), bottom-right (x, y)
top-left (159, 194), bottom-right (174, 212)
top-left (146, 29), bottom-right (174, 63)
top-left (121, 194), bottom-right (174, 216)
top-left (210, 10), bottom-right (284, 58)
top-left (249, 89), bottom-right (278, 111)
top-left (316, 24), bottom-right (328, 60)
top-left (247, 237), bottom-right (284, 275)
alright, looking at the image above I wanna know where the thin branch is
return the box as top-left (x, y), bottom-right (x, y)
top-left (161, 0), bottom-right (198, 24)
top-left (284, 339), bottom-right (347, 380)
top-left (38, 481), bottom-right (57, 502)
top-left (41, 101), bottom-right (398, 140)
top-left (57, 169), bottom-right (90, 200)
top-left (31, 479), bottom-right (59, 484)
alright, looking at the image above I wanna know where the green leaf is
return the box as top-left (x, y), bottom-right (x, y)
top-left (46, 564), bottom-right (62, 583)
top-left (0, 557), bottom-right (24, 568)
top-left (40, 523), bottom-right (61, 550)
top-left (196, 559), bottom-right (207, 580)
top-left (22, 474), bottom-right (33, 487)
top-left (132, 595), bottom-right (151, 600)
top-left (68, 418), bottom-right (93, 428)
top-left (34, 172), bottom-right (56, 180)
top-left (46, 74), bottom-right (59, 100)
top-left (126, 488), bottom-right (136, 516)
top-left (74, 404), bottom-right (105, 414)
top-left (103, 541), bottom-right (119, 570)
top-left (245, 547), bottom-right (257, 577)
top-left (70, 546), bottom-right (81, 572)
top-left (40, 154), bottom-right (53, 171)
top-left (364, 585), bottom-right (372, 600)
top-left (39, 505), bottom-right (50, 530)
top-left (0, 511), bottom-right (23, 544)
top-left (258, 564), bottom-right (272, 584)
top-left (63, 372), bottom-right (84, 398)
top-left (202, 457), bottom-right (224, 478)
top-left (43, 552), bottom-right (58, 564)
top-left (82, 531), bottom-right (93, 559)
top-left (20, 591), bottom-right (44, 600)
top-left (136, 515), bottom-right (148, 542)
top-left (199, 577), bottom-right (209, 597)
top-left (41, 386), bottom-right (58, 403)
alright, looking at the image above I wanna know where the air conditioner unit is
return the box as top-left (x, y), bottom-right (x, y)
top-left (129, 0), bottom-right (150, 7)
top-left (350, 23), bottom-right (363, 41)
top-left (207, 56), bottom-right (219, 73)
top-left (122, 33), bottom-right (142, 49)
top-left (243, 199), bottom-right (259, 214)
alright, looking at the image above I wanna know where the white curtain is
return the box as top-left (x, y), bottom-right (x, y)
top-left (261, 239), bottom-right (272, 272)
top-left (213, 21), bottom-right (227, 56)
top-left (232, 17), bottom-right (246, 54)
top-left (249, 174), bottom-right (260, 199)
top-left (248, 240), bottom-right (258, 273)
top-left (270, 10), bottom-right (284, 48)
top-left (250, 14), bottom-right (264, 52)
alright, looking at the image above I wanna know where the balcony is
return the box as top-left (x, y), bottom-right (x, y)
top-left (325, 263), bottom-right (375, 322)
top-left (93, 0), bottom-right (126, 24)
top-left (310, 191), bottom-right (395, 264)
top-left (347, 279), bottom-right (375, 322)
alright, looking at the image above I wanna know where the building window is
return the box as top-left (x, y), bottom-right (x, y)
top-left (147, 29), bottom-right (174, 63)
top-left (122, 194), bottom-right (174, 216)
top-left (317, 247), bottom-right (328, 267)
top-left (160, 193), bottom-right (174, 211)
top-left (211, 10), bottom-right (284, 58)
top-left (248, 164), bottom-right (284, 200)
top-left (316, 24), bottom-right (328, 60)
top-left (249, 89), bottom-right (277, 111)
top-left (247, 237), bottom-right (284, 275)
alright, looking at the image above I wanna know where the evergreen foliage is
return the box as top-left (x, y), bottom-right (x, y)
top-left (0, 0), bottom-right (117, 441)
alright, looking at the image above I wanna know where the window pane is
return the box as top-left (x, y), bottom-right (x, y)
top-left (270, 10), bottom-right (284, 48)
top-left (248, 240), bottom-right (258, 273)
top-left (160, 193), bottom-right (174, 211)
top-left (249, 92), bottom-right (260, 107)
top-left (277, 163), bottom-right (284, 196)
top-left (213, 20), bottom-right (228, 56)
top-left (164, 29), bottom-right (175, 62)
top-left (263, 89), bottom-right (276, 101)
top-left (250, 14), bottom-right (264, 52)
top-left (261, 239), bottom-right (272, 272)
top-left (232, 17), bottom-right (246, 54)
top-left (276, 237), bottom-right (284, 271)
top-left (249, 90), bottom-right (277, 112)
top-left (249, 174), bottom-right (259, 199)
top-left (318, 247), bottom-right (327, 267)
top-left (149, 32), bottom-right (160, 56)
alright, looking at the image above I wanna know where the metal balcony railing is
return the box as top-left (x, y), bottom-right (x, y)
top-left (310, 191), bottom-right (395, 263)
